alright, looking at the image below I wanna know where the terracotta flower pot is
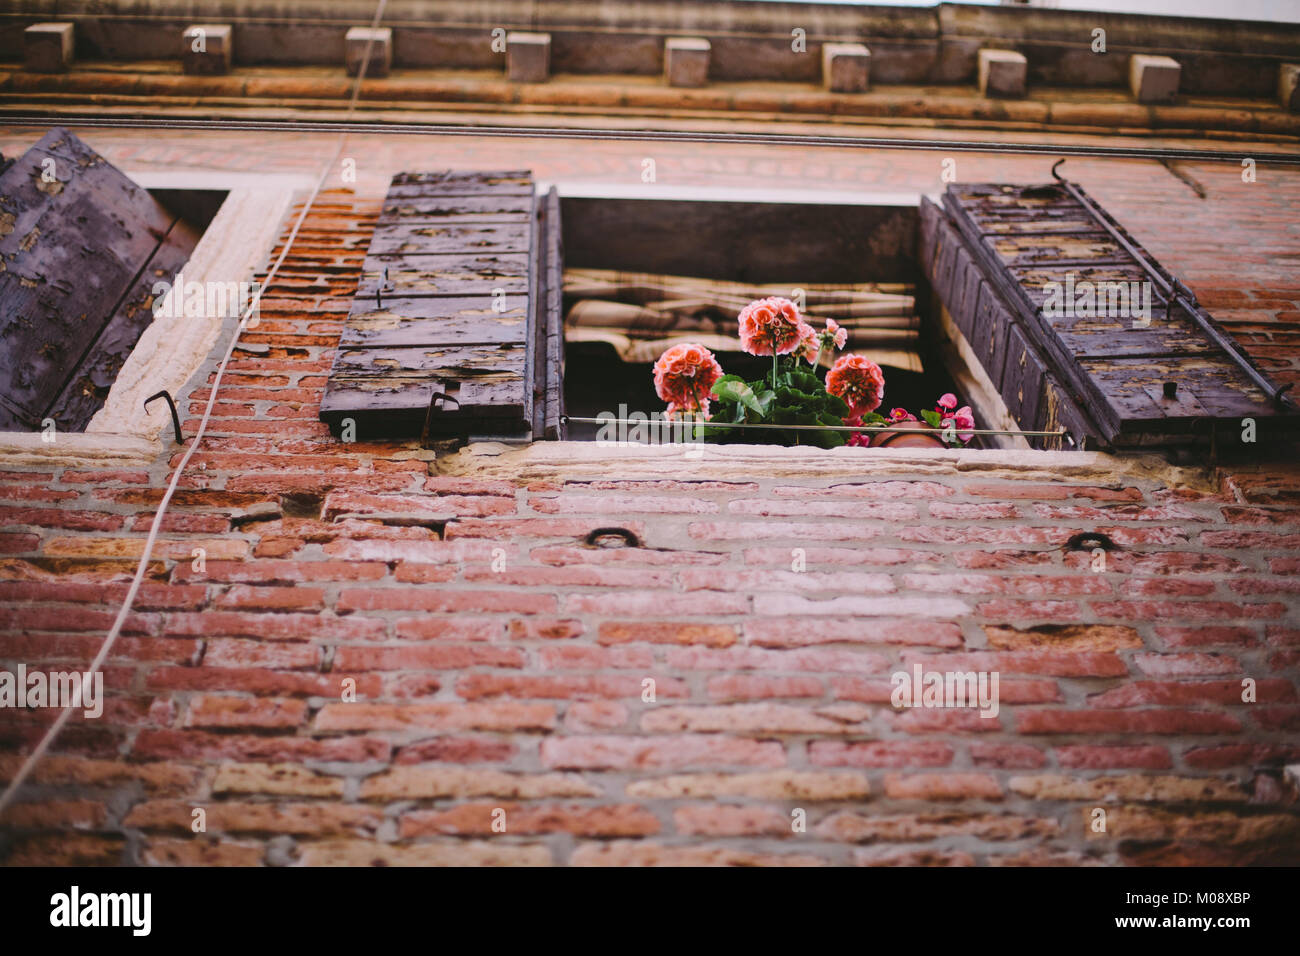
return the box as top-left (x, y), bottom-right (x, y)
top-left (869, 425), bottom-right (948, 449)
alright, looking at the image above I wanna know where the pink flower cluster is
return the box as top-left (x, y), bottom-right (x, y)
top-left (738, 297), bottom-right (814, 357)
top-left (936, 392), bottom-right (975, 443)
top-left (652, 342), bottom-right (723, 419)
top-left (825, 355), bottom-right (885, 417)
top-left (794, 318), bottom-right (848, 365)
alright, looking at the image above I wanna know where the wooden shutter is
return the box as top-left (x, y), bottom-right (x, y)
top-left (922, 181), bottom-right (1298, 449)
top-left (0, 127), bottom-right (201, 432)
top-left (320, 170), bottom-right (563, 442)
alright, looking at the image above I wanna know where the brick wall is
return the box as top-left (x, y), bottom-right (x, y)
top-left (1, 160), bottom-right (1298, 865)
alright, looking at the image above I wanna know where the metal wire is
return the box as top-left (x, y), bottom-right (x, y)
top-left (561, 416), bottom-right (1066, 438)
top-left (4, 113), bottom-right (1298, 167)
top-left (0, 3), bottom-right (394, 821)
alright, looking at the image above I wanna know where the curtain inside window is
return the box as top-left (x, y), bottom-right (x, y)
top-left (563, 269), bottom-right (922, 372)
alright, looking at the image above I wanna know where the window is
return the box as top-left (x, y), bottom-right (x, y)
top-left (0, 129), bottom-right (305, 465)
top-left (321, 169), bottom-right (1298, 455)
top-left (0, 128), bottom-right (211, 433)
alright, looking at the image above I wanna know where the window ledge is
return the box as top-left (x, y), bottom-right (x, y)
top-left (438, 439), bottom-right (1216, 492)
top-left (0, 171), bottom-right (307, 468)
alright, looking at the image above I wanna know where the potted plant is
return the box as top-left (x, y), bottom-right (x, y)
top-left (650, 295), bottom-right (975, 449)
top-left (848, 396), bottom-right (976, 450)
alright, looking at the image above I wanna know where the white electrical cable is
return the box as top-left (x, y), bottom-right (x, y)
top-left (0, 0), bottom-right (390, 819)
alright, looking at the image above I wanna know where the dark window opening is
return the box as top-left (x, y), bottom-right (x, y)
top-left (557, 195), bottom-right (974, 447)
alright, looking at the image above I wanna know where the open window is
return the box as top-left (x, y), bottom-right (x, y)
top-left (320, 168), bottom-right (1298, 456)
top-left (0, 128), bottom-right (222, 433)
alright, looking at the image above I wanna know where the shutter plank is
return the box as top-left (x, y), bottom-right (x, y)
top-left (0, 127), bottom-right (186, 431)
top-left (321, 170), bottom-right (540, 440)
top-left (356, 253), bottom-right (530, 298)
top-left (366, 222), bottom-right (531, 256)
top-left (943, 182), bottom-right (1298, 447)
top-left (341, 297), bottom-right (527, 348)
top-left (378, 194), bottom-right (533, 225)
top-left (47, 217), bottom-right (202, 430)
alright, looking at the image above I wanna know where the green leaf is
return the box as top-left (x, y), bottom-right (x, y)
top-left (712, 377), bottom-right (769, 417)
top-left (920, 409), bottom-right (943, 429)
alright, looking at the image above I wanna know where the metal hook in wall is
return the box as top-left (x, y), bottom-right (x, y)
top-left (143, 390), bottom-right (184, 444)
top-left (584, 527), bottom-right (642, 549)
top-left (1065, 531), bottom-right (1117, 552)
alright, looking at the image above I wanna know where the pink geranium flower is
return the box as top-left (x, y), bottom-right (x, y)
top-left (738, 297), bottom-right (814, 357)
top-left (653, 343), bottom-right (723, 418)
top-left (942, 405), bottom-right (975, 443)
top-left (793, 324), bottom-right (821, 365)
top-left (937, 393), bottom-right (957, 411)
top-left (826, 355), bottom-right (885, 416)
top-left (826, 319), bottom-right (848, 350)
top-left (844, 413), bottom-right (871, 448)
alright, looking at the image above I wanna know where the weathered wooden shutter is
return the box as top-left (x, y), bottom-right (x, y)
top-left (922, 180), bottom-right (1298, 450)
top-left (0, 127), bottom-right (200, 432)
top-left (320, 170), bottom-right (564, 442)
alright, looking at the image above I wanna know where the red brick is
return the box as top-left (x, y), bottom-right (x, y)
top-left (883, 773), bottom-right (1003, 801)
top-left (565, 701), bottom-right (628, 731)
top-left (534, 545), bottom-right (726, 567)
top-left (336, 588), bottom-right (556, 614)
top-left (727, 499), bottom-right (918, 520)
top-left (0, 506), bottom-right (124, 531)
top-left (1267, 625), bottom-right (1300, 647)
top-left (673, 805), bottom-right (791, 836)
top-left (132, 730), bottom-right (389, 763)
top-left (456, 673), bottom-right (685, 700)
top-left (666, 646), bottom-right (889, 673)
top-left (1132, 653), bottom-right (1241, 677)
top-left (809, 740), bottom-right (954, 768)
top-left (898, 649), bottom-right (1126, 678)
top-left (598, 621), bottom-right (738, 647)
top-left (746, 618), bottom-right (963, 648)
top-left (217, 585), bottom-right (325, 612)
top-left (334, 644), bottom-right (525, 671)
top-left (464, 565), bottom-right (672, 588)
top-left (772, 480), bottom-right (953, 499)
top-left (1054, 745), bottom-right (1174, 769)
top-left (1155, 625), bottom-right (1259, 648)
top-left (164, 610), bottom-right (386, 641)
top-left (395, 618), bottom-right (502, 641)
top-left (508, 618), bottom-right (584, 640)
top-left (531, 494), bottom-right (718, 514)
top-left (536, 645), bottom-right (655, 669)
top-left (678, 567), bottom-right (895, 594)
top-left (393, 737), bottom-right (517, 764)
top-left (929, 501), bottom-right (1020, 519)
top-left (1016, 709), bottom-right (1242, 735)
top-left (446, 517), bottom-right (647, 540)
top-left (706, 675), bottom-right (824, 700)
top-left (400, 803), bottom-right (660, 838)
top-left (1091, 600), bottom-right (1285, 621)
top-left (968, 742), bottom-right (1049, 769)
top-left (1182, 743), bottom-right (1300, 769)
top-left (184, 695), bottom-right (307, 729)
top-left (313, 701), bottom-right (556, 732)
top-left (539, 735), bottom-right (785, 770)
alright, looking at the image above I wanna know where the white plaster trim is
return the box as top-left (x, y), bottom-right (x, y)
top-left (439, 439), bottom-right (1215, 491)
top-left (0, 172), bottom-right (307, 467)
